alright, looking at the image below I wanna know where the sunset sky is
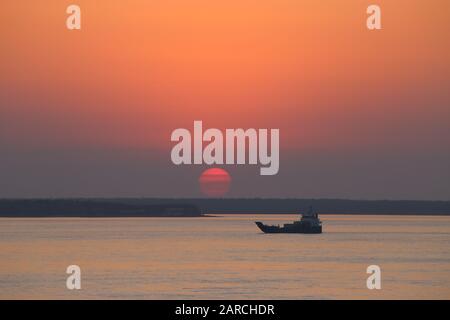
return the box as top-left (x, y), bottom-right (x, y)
top-left (1, 0), bottom-right (449, 199)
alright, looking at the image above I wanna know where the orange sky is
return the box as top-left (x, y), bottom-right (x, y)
top-left (1, 1), bottom-right (449, 198)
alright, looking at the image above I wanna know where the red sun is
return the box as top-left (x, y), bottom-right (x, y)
top-left (199, 168), bottom-right (231, 197)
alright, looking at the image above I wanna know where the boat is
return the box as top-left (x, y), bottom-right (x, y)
top-left (255, 207), bottom-right (322, 234)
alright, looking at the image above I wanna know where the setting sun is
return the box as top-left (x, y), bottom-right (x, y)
top-left (199, 168), bottom-right (231, 197)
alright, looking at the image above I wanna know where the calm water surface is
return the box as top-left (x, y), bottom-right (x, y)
top-left (0, 214), bottom-right (449, 299)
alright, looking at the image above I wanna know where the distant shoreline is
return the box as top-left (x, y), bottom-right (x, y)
top-left (0, 199), bottom-right (203, 218)
top-left (0, 198), bottom-right (449, 217)
top-left (211, 212), bottom-right (450, 216)
top-left (0, 213), bottom-right (448, 218)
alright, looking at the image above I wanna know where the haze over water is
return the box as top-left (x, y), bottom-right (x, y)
top-left (0, 214), bottom-right (449, 299)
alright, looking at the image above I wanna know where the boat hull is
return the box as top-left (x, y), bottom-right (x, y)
top-left (255, 221), bottom-right (322, 234)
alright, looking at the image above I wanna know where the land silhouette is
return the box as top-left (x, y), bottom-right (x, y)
top-left (0, 198), bottom-right (449, 217)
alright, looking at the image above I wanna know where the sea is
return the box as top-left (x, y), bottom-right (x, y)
top-left (0, 214), bottom-right (449, 299)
